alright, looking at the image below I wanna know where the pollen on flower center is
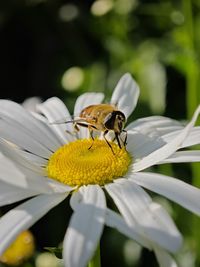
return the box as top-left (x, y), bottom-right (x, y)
top-left (47, 139), bottom-right (132, 186)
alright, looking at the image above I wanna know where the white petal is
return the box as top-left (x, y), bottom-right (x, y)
top-left (45, 178), bottom-right (74, 193)
top-left (0, 100), bottom-right (61, 155)
top-left (0, 144), bottom-right (73, 197)
top-left (0, 162), bottom-right (73, 206)
top-left (22, 97), bottom-right (42, 112)
top-left (127, 127), bottom-right (200, 163)
top-left (160, 151), bottom-right (200, 163)
top-left (131, 172), bottom-right (200, 216)
top-left (73, 93), bottom-right (104, 139)
top-left (18, 149), bottom-right (48, 166)
top-left (105, 180), bottom-right (182, 252)
top-left (0, 155), bottom-right (48, 197)
top-left (126, 131), bottom-right (165, 159)
top-left (148, 202), bottom-right (182, 251)
top-left (37, 97), bottom-right (75, 144)
top-left (126, 116), bottom-right (193, 160)
top-left (0, 137), bottom-right (44, 175)
top-left (0, 118), bottom-right (52, 158)
top-left (132, 105), bottom-right (200, 172)
top-left (126, 115), bottom-right (182, 135)
top-left (0, 193), bottom-right (68, 255)
top-left (181, 126), bottom-right (200, 148)
top-left (154, 247), bottom-right (178, 267)
top-left (105, 208), bottom-right (151, 249)
top-left (0, 153), bottom-right (33, 188)
top-left (64, 185), bottom-right (106, 267)
top-left (110, 73), bottom-right (140, 119)
top-left (0, 181), bottom-right (39, 206)
top-left (163, 126), bottom-right (200, 149)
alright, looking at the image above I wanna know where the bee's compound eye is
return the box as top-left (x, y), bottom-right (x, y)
top-left (104, 113), bottom-right (115, 130)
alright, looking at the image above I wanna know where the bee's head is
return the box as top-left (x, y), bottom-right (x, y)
top-left (104, 110), bottom-right (126, 133)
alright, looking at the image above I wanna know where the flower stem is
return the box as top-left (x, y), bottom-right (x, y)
top-left (88, 244), bottom-right (101, 267)
top-left (183, 0), bottom-right (199, 118)
top-left (183, 0), bottom-right (200, 263)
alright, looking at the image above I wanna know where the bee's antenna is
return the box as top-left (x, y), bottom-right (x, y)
top-left (49, 120), bottom-right (74, 125)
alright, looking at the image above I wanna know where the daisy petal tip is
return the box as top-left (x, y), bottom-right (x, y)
top-left (122, 72), bottom-right (132, 80)
top-left (123, 72), bottom-right (139, 89)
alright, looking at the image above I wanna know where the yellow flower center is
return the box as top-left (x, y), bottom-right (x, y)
top-left (0, 231), bottom-right (35, 266)
top-left (47, 139), bottom-right (131, 186)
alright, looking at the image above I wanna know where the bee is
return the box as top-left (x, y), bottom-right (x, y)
top-left (52, 104), bottom-right (127, 153)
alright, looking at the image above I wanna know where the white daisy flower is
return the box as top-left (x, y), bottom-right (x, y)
top-left (0, 73), bottom-right (200, 267)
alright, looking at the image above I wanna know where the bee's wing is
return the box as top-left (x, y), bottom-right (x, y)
top-left (73, 92), bottom-right (104, 139)
top-left (110, 73), bottom-right (140, 119)
top-left (74, 93), bottom-right (104, 117)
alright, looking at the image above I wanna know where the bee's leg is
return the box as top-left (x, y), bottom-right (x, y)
top-left (65, 122), bottom-right (80, 135)
top-left (89, 128), bottom-right (94, 140)
top-left (65, 122), bottom-right (80, 138)
top-left (103, 130), bottom-right (115, 154)
top-left (73, 122), bottom-right (80, 132)
top-left (65, 129), bottom-right (74, 136)
top-left (122, 130), bottom-right (128, 146)
top-left (88, 126), bottom-right (95, 150)
top-left (115, 132), bottom-right (122, 149)
top-left (111, 135), bottom-right (116, 142)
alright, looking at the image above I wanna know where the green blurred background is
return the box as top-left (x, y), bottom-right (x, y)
top-left (0, 0), bottom-right (200, 266)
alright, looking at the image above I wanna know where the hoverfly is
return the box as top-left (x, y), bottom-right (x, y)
top-left (52, 104), bottom-right (127, 153)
